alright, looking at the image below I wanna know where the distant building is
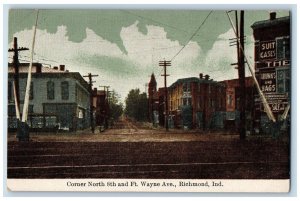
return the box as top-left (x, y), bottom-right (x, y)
top-left (92, 88), bottom-right (109, 128)
top-left (251, 12), bottom-right (290, 134)
top-left (148, 73), bottom-right (159, 123)
top-left (8, 63), bottom-right (90, 131)
top-left (147, 73), bottom-right (168, 127)
top-left (168, 74), bottom-right (226, 129)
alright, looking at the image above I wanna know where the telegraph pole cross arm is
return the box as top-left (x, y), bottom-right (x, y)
top-left (83, 73), bottom-right (98, 133)
top-left (159, 60), bottom-right (171, 131)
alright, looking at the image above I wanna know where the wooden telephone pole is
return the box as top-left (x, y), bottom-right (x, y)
top-left (8, 37), bottom-right (29, 119)
top-left (228, 11), bottom-right (246, 140)
top-left (238, 11), bottom-right (246, 140)
top-left (159, 60), bottom-right (171, 131)
top-left (83, 73), bottom-right (98, 133)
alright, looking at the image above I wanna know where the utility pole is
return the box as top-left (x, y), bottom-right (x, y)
top-left (228, 11), bottom-right (246, 140)
top-left (99, 85), bottom-right (110, 102)
top-left (238, 10), bottom-right (246, 140)
top-left (8, 37), bottom-right (29, 120)
top-left (99, 85), bottom-right (110, 129)
top-left (226, 11), bottom-right (276, 125)
top-left (159, 60), bottom-right (171, 131)
top-left (83, 73), bottom-right (98, 133)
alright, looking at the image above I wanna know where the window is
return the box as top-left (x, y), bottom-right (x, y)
top-left (8, 105), bottom-right (16, 116)
top-left (277, 68), bottom-right (290, 93)
top-left (276, 37), bottom-right (290, 59)
top-left (61, 81), bottom-right (69, 100)
top-left (208, 84), bottom-right (211, 94)
top-left (183, 82), bottom-right (190, 92)
top-left (28, 105), bottom-right (34, 114)
top-left (47, 81), bottom-right (55, 100)
top-left (183, 98), bottom-right (187, 106)
top-left (183, 83), bottom-right (187, 92)
top-left (30, 82), bottom-right (34, 100)
top-left (227, 95), bottom-right (233, 107)
top-left (8, 81), bottom-right (12, 101)
top-left (187, 98), bottom-right (192, 106)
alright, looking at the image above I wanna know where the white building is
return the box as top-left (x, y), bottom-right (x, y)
top-left (8, 63), bottom-right (91, 131)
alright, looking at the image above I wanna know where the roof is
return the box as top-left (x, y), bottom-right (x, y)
top-left (149, 73), bottom-right (157, 85)
top-left (8, 63), bottom-right (66, 73)
top-left (251, 16), bottom-right (290, 29)
top-left (8, 63), bottom-right (90, 90)
top-left (169, 77), bottom-right (222, 89)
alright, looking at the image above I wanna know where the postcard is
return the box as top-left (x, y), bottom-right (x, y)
top-left (6, 8), bottom-right (291, 192)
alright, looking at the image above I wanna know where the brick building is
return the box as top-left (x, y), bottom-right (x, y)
top-left (251, 12), bottom-right (290, 134)
top-left (168, 74), bottom-right (226, 129)
top-left (8, 63), bottom-right (90, 131)
top-left (92, 88), bottom-right (109, 128)
top-left (148, 73), bottom-right (166, 126)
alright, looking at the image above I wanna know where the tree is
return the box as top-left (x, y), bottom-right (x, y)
top-left (125, 89), bottom-right (148, 121)
top-left (108, 90), bottom-right (123, 122)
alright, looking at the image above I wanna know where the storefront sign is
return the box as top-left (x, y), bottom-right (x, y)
top-left (260, 94), bottom-right (289, 113)
top-left (256, 59), bottom-right (290, 69)
top-left (260, 72), bottom-right (276, 93)
top-left (259, 40), bottom-right (276, 60)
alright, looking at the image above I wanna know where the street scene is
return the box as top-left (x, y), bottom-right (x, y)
top-left (7, 9), bottom-right (290, 182)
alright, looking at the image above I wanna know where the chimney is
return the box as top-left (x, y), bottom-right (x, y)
top-left (270, 11), bottom-right (276, 20)
top-left (53, 66), bottom-right (58, 70)
top-left (93, 88), bottom-right (97, 95)
top-left (205, 74), bottom-right (210, 80)
top-left (199, 73), bottom-right (203, 79)
top-left (59, 65), bottom-right (65, 71)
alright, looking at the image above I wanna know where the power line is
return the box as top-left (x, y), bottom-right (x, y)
top-left (171, 11), bottom-right (213, 61)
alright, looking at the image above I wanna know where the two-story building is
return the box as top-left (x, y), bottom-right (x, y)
top-left (8, 63), bottom-right (90, 132)
top-left (168, 73), bottom-right (226, 129)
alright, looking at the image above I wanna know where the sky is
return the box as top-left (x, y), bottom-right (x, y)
top-left (8, 9), bottom-right (290, 102)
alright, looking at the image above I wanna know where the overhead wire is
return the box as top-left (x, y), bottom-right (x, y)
top-left (170, 11), bottom-right (213, 62)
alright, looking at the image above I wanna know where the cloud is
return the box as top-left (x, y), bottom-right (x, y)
top-left (190, 28), bottom-right (255, 81)
top-left (9, 23), bottom-right (255, 102)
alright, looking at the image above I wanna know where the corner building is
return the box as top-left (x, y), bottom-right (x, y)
top-left (251, 12), bottom-right (290, 134)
